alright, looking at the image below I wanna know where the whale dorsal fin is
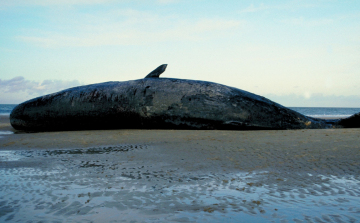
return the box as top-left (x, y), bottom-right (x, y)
top-left (145, 64), bottom-right (167, 78)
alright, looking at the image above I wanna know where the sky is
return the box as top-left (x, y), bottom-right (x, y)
top-left (0, 0), bottom-right (359, 107)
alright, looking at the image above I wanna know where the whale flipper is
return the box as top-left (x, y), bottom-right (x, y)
top-left (145, 64), bottom-right (167, 78)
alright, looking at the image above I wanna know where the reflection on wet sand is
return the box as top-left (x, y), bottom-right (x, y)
top-left (1, 145), bottom-right (359, 222)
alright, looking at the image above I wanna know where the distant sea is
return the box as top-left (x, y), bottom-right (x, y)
top-left (289, 107), bottom-right (360, 118)
top-left (0, 104), bottom-right (17, 116)
top-left (0, 104), bottom-right (359, 118)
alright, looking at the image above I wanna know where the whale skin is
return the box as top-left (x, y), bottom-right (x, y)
top-left (10, 76), bottom-right (341, 131)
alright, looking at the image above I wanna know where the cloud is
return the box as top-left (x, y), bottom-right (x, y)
top-left (240, 3), bottom-right (268, 13)
top-left (16, 12), bottom-right (244, 47)
top-left (0, 0), bottom-right (178, 7)
top-left (156, 0), bottom-right (178, 4)
top-left (280, 17), bottom-right (333, 26)
top-left (0, 0), bottom-right (114, 7)
top-left (240, 2), bottom-right (317, 13)
top-left (0, 76), bottom-right (82, 97)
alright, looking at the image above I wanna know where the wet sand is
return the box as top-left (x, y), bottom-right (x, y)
top-left (1, 115), bottom-right (360, 222)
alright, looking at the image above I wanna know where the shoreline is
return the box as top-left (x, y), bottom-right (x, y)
top-left (1, 115), bottom-right (360, 222)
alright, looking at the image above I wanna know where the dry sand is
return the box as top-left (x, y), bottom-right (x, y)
top-left (0, 115), bottom-right (360, 222)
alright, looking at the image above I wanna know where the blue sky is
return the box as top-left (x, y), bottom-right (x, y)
top-left (1, 0), bottom-right (359, 107)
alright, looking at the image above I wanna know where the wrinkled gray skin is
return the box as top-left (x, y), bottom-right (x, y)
top-left (10, 65), bottom-right (360, 131)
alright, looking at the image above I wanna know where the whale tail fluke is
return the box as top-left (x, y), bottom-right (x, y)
top-left (145, 64), bottom-right (168, 78)
top-left (336, 112), bottom-right (360, 128)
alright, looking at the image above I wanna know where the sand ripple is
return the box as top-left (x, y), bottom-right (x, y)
top-left (1, 144), bottom-right (359, 222)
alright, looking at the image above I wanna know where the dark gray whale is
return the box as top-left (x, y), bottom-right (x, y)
top-left (10, 65), bottom-right (360, 131)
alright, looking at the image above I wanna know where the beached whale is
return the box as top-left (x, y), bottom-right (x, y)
top-left (10, 65), bottom-right (359, 131)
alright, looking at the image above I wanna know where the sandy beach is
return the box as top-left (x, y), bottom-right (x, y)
top-left (1, 115), bottom-right (360, 222)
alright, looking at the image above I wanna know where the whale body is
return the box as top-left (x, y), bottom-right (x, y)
top-left (10, 65), bottom-right (359, 131)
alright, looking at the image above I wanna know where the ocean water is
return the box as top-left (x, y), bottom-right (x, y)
top-left (0, 104), bottom-right (17, 116)
top-left (1, 104), bottom-right (359, 118)
top-left (289, 107), bottom-right (360, 118)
